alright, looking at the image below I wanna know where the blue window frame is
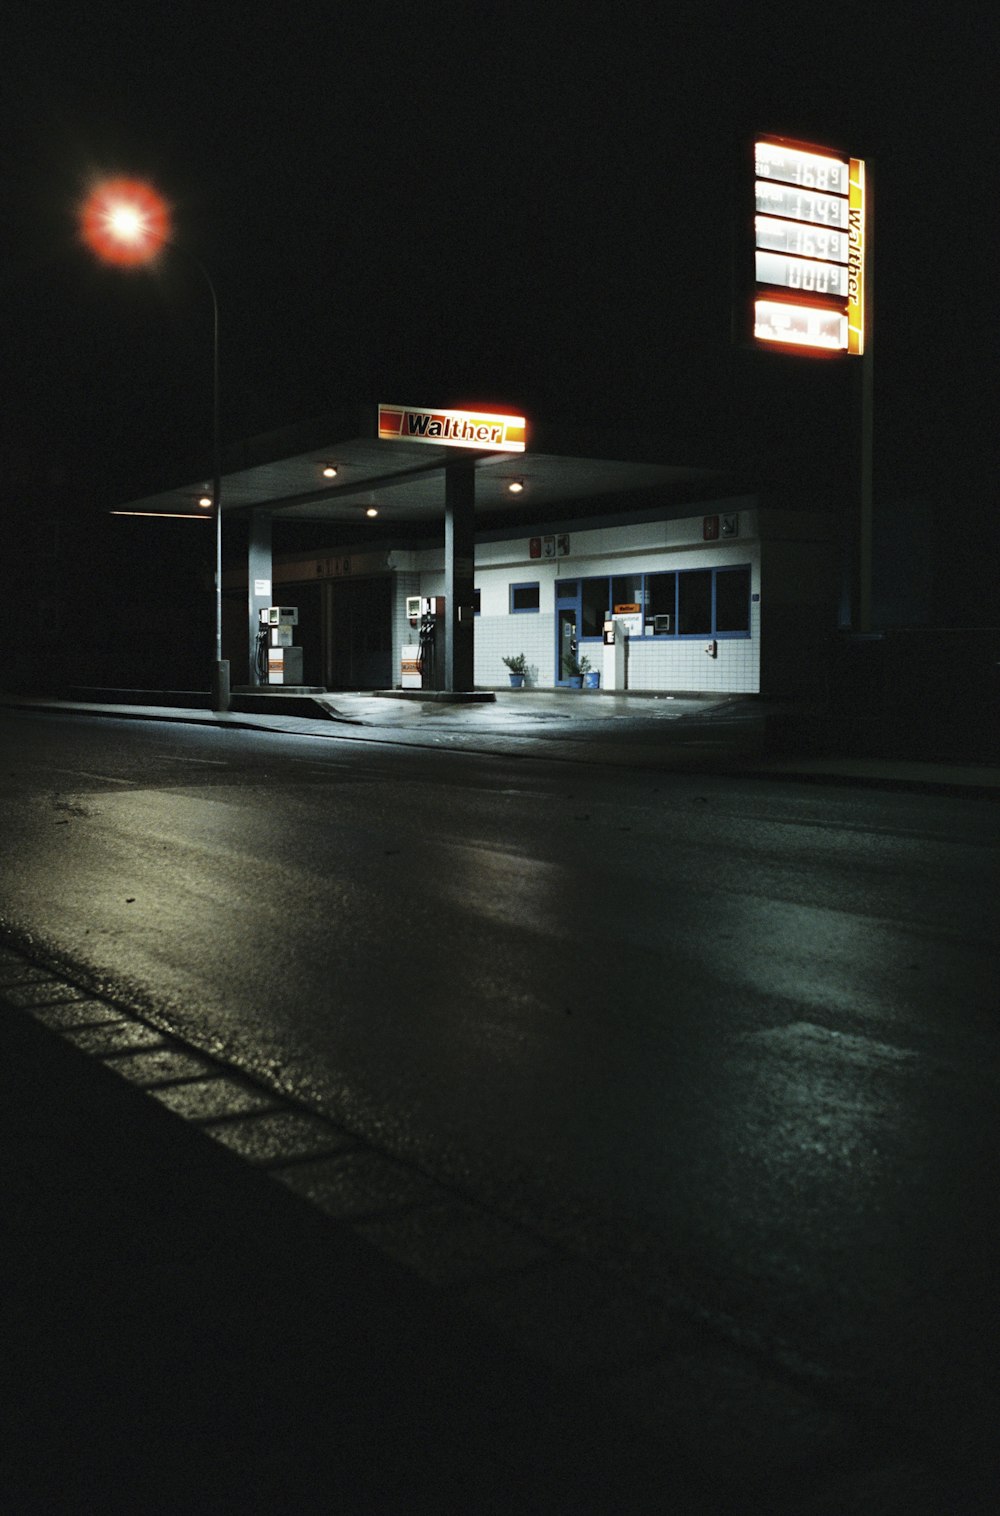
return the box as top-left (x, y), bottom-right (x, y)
top-left (574, 566), bottom-right (751, 641)
top-left (510, 581), bottom-right (540, 613)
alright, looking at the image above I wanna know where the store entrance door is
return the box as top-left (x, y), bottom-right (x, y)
top-left (555, 580), bottom-right (580, 685)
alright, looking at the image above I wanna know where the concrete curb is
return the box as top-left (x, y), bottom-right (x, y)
top-left (2, 694), bottom-right (998, 796)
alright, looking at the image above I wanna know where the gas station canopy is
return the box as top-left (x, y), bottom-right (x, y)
top-left (111, 405), bottom-right (727, 526)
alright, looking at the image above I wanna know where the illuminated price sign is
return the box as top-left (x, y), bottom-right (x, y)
top-left (752, 137), bottom-right (866, 355)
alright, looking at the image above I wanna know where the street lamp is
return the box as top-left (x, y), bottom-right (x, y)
top-left (78, 176), bottom-right (228, 710)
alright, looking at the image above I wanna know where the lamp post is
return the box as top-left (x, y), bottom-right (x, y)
top-left (78, 176), bottom-right (229, 710)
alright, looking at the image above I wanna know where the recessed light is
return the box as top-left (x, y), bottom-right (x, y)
top-left (198, 494), bottom-right (213, 508)
top-left (365, 506), bottom-right (379, 518)
top-left (321, 464), bottom-right (338, 478)
top-left (507, 479), bottom-right (524, 494)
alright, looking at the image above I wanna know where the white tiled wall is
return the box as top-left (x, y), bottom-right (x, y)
top-left (474, 614), bottom-right (555, 688)
top-left (471, 607), bottom-right (760, 692)
top-left (624, 600), bottom-right (760, 693)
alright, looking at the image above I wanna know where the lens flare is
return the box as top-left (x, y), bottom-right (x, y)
top-left (79, 177), bottom-right (172, 266)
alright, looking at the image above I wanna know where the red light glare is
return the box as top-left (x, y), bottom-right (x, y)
top-left (79, 177), bottom-right (172, 266)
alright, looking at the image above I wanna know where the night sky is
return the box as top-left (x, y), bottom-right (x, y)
top-left (3, 1), bottom-right (997, 620)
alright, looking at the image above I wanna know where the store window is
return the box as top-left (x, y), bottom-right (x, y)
top-left (580, 578), bottom-right (608, 636)
top-left (611, 573), bottom-right (642, 612)
top-left (552, 566), bottom-right (750, 639)
top-left (647, 566), bottom-right (753, 637)
top-left (677, 570), bottom-right (712, 634)
top-left (510, 582), bottom-right (540, 613)
top-left (714, 567), bottom-right (751, 632)
top-left (646, 571), bottom-right (677, 631)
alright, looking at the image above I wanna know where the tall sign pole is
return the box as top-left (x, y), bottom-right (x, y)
top-left (852, 168), bottom-right (873, 632)
top-left (749, 136), bottom-right (872, 629)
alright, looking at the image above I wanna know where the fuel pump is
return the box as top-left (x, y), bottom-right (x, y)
top-left (421, 597), bottom-right (445, 690)
top-left (418, 604), bottom-right (437, 690)
top-left (254, 619), bottom-right (269, 683)
top-left (602, 617), bottom-right (627, 691)
top-left (258, 606), bottom-right (304, 686)
top-left (401, 596), bottom-right (445, 690)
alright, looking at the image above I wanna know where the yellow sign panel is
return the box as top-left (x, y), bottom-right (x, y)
top-left (753, 138), bottom-right (866, 356)
top-left (846, 158), bottom-right (865, 355)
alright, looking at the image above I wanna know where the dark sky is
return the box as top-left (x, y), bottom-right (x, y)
top-left (3, 0), bottom-right (997, 603)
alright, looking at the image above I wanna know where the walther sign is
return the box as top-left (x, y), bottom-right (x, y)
top-left (378, 403), bottom-right (526, 452)
top-left (752, 137), bottom-right (866, 355)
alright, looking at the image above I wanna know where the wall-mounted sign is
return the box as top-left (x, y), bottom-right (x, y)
top-left (613, 609), bottom-right (643, 637)
top-left (529, 534), bottom-right (570, 559)
top-left (378, 403), bottom-right (526, 452)
top-left (752, 137), bottom-right (866, 355)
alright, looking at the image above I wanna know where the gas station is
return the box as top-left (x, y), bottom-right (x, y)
top-left (112, 398), bottom-right (843, 705)
top-left (104, 135), bottom-right (868, 707)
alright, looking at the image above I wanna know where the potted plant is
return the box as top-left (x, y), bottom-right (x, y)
top-left (582, 656), bottom-right (600, 689)
top-left (561, 651), bottom-right (584, 688)
top-left (503, 653), bottom-right (528, 688)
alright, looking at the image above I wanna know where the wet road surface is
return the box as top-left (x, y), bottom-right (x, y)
top-left (2, 707), bottom-right (999, 1497)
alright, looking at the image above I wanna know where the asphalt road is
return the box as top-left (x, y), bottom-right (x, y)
top-left (2, 707), bottom-right (999, 1494)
